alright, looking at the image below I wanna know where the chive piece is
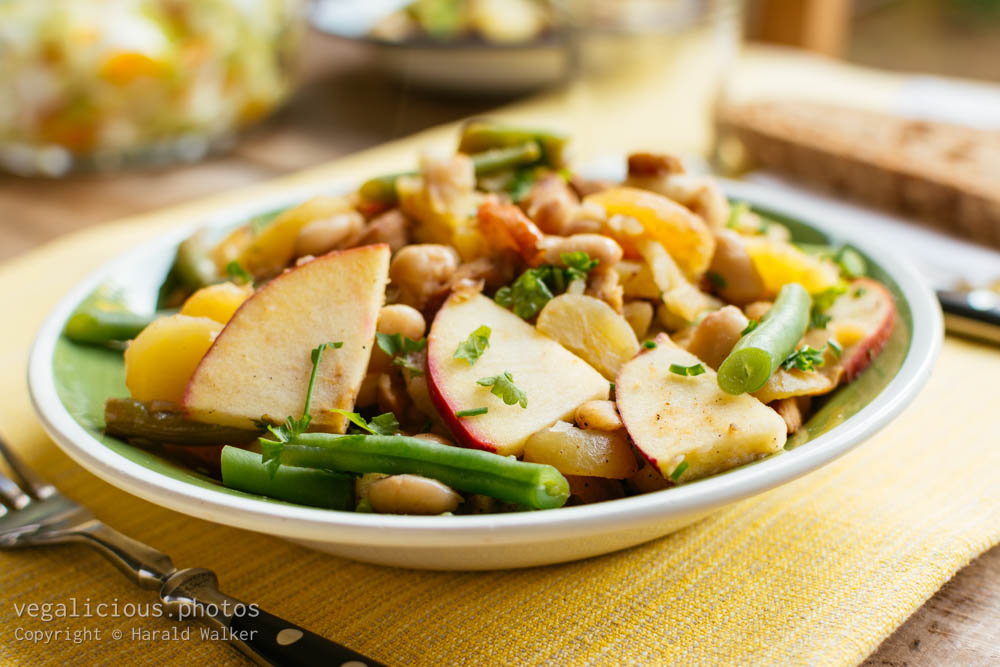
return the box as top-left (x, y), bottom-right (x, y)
top-left (828, 338), bottom-right (843, 358)
top-left (643, 340), bottom-right (657, 349)
top-left (456, 407), bottom-right (489, 418)
top-left (670, 460), bottom-right (689, 481)
top-left (226, 260), bottom-right (252, 285)
top-left (669, 363), bottom-right (706, 377)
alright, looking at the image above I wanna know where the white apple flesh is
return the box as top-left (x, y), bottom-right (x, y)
top-left (827, 278), bottom-right (897, 381)
top-left (427, 293), bottom-right (609, 457)
top-left (183, 244), bottom-right (390, 431)
top-left (616, 333), bottom-right (786, 482)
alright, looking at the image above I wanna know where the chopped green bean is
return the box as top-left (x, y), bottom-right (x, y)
top-left (458, 121), bottom-right (568, 168)
top-left (105, 398), bottom-right (261, 445)
top-left (64, 286), bottom-right (156, 344)
top-left (717, 283), bottom-right (811, 394)
top-left (358, 141), bottom-right (543, 205)
top-left (221, 446), bottom-right (354, 510)
top-left (274, 433), bottom-right (569, 510)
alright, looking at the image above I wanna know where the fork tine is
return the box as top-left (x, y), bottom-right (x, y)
top-left (0, 469), bottom-right (30, 510)
top-left (0, 434), bottom-right (56, 500)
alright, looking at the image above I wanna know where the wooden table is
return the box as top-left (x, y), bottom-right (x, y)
top-left (1, 33), bottom-right (997, 665)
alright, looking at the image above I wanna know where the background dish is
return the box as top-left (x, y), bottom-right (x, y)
top-left (27, 175), bottom-right (941, 570)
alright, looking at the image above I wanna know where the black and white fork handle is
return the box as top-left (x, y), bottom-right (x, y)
top-left (160, 568), bottom-right (384, 667)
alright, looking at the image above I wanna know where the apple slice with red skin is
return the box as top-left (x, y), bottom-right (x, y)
top-left (616, 333), bottom-right (786, 483)
top-left (826, 278), bottom-right (897, 382)
top-left (183, 244), bottom-right (390, 432)
top-left (427, 292), bottom-right (609, 457)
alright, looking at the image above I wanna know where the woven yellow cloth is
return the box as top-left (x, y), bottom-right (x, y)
top-left (2, 46), bottom-right (1000, 666)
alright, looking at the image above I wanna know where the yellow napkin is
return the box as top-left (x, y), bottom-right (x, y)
top-left (3, 45), bottom-right (1000, 666)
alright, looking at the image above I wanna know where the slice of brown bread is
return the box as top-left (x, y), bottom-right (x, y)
top-left (716, 100), bottom-right (1000, 247)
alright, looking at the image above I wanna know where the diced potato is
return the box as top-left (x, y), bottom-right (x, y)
top-left (398, 154), bottom-right (484, 260)
top-left (585, 186), bottom-right (715, 278)
top-left (179, 282), bottom-right (253, 324)
top-left (636, 239), bottom-right (711, 322)
top-left (614, 260), bottom-right (660, 299)
top-left (622, 301), bottom-right (654, 340)
top-left (524, 421), bottom-right (638, 478)
top-left (212, 225), bottom-right (254, 274)
top-left (238, 196), bottom-right (353, 278)
top-left (124, 314), bottom-right (223, 403)
top-left (743, 237), bottom-right (841, 296)
top-left (752, 366), bottom-right (839, 404)
top-left (536, 293), bottom-right (639, 380)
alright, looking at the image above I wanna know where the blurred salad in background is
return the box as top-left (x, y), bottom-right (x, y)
top-left (0, 0), bottom-right (304, 176)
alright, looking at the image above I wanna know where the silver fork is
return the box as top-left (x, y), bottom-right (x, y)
top-left (0, 435), bottom-right (383, 667)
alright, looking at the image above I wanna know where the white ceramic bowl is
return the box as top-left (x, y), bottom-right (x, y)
top-left (28, 178), bottom-right (941, 570)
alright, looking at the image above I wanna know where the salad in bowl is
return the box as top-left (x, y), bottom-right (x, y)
top-left (64, 122), bottom-right (902, 519)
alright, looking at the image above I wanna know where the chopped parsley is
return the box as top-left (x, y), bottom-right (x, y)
top-left (454, 325), bottom-right (491, 365)
top-left (477, 371), bottom-right (528, 408)
top-left (226, 260), bottom-right (252, 285)
top-left (781, 345), bottom-right (826, 372)
top-left (376, 332), bottom-right (427, 376)
top-left (810, 285), bottom-right (847, 330)
top-left (494, 254), bottom-right (598, 319)
top-left (707, 271), bottom-right (727, 289)
top-left (854, 286), bottom-right (867, 298)
top-left (741, 319), bottom-right (759, 336)
top-left (670, 460), bottom-right (689, 481)
top-left (259, 341), bottom-right (341, 475)
top-left (669, 363), bottom-right (706, 377)
top-left (455, 407), bottom-right (489, 418)
top-left (329, 409), bottom-right (400, 436)
top-left (643, 340), bottom-right (658, 349)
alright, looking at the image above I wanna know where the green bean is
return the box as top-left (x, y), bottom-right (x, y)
top-left (64, 299), bottom-right (155, 344)
top-left (458, 121), bottom-right (568, 168)
top-left (221, 446), bottom-right (354, 510)
top-left (717, 283), bottom-right (811, 394)
top-left (276, 433), bottom-right (569, 510)
top-left (358, 141), bottom-right (543, 205)
top-left (105, 398), bottom-right (261, 445)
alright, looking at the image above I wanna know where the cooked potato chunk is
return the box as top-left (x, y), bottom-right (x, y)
top-left (524, 421), bottom-right (637, 478)
top-left (179, 282), bottom-right (252, 324)
top-left (124, 314), bottom-right (222, 403)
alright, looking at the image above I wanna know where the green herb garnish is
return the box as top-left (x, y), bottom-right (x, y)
top-left (477, 371), bottom-right (528, 408)
top-left (455, 407), bottom-right (489, 418)
top-left (494, 255), bottom-right (598, 320)
top-left (741, 319), bottom-right (759, 336)
top-left (454, 325), bottom-right (491, 365)
top-left (643, 340), bottom-right (657, 349)
top-left (781, 345), bottom-right (826, 372)
top-left (328, 409), bottom-right (400, 436)
top-left (226, 260), bottom-right (252, 285)
top-left (854, 287), bottom-right (867, 298)
top-left (828, 338), bottom-right (843, 359)
top-left (260, 341), bottom-right (341, 475)
top-left (810, 285), bottom-right (847, 329)
top-left (376, 332), bottom-right (427, 376)
top-left (669, 363), bottom-right (706, 376)
top-left (670, 460), bottom-right (689, 481)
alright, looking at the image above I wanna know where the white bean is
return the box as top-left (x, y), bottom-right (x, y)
top-left (367, 474), bottom-right (462, 515)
